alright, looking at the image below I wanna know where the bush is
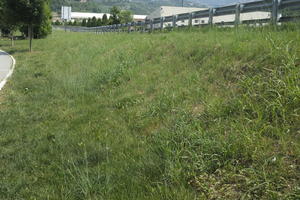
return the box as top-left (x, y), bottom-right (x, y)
top-left (19, 0), bottom-right (52, 39)
top-left (20, 15), bottom-right (52, 39)
top-left (20, 24), bottom-right (51, 39)
top-left (0, 27), bottom-right (11, 36)
top-left (53, 20), bottom-right (62, 26)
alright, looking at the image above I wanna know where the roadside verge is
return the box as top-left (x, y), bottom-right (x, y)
top-left (0, 50), bottom-right (16, 91)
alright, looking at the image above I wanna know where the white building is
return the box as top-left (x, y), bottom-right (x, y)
top-left (71, 12), bottom-right (111, 20)
top-left (67, 12), bottom-right (146, 23)
top-left (199, 12), bottom-right (271, 26)
top-left (133, 15), bottom-right (147, 22)
top-left (147, 6), bottom-right (271, 27)
top-left (148, 6), bottom-right (207, 27)
top-left (147, 6), bottom-right (207, 19)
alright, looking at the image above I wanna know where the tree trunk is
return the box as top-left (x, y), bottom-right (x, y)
top-left (64, 20), bottom-right (67, 32)
top-left (10, 32), bottom-right (14, 47)
top-left (28, 25), bottom-right (33, 52)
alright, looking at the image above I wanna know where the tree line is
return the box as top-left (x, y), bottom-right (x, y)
top-left (53, 14), bottom-right (109, 27)
top-left (53, 6), bottom-right (133, 27)
top-left (0, 0), bottom-right (52, 52)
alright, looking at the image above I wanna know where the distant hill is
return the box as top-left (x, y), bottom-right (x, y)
top-left (92, 0), bottom-right (207, 14)
top-left (51, 0), bottom-right (258, 15)
top-left (51, 0), bottom-right (206, 15)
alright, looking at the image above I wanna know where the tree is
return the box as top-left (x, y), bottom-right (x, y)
top-left (54, 20), bottom-right (62, 26)
top-left (81, 19), bottom-right (87, 27)
top-left (0, 0), bottom-right (19, 46)
top-left (91, 16), bottom-right (97, 27)
top-left (102, 14), bottom-right (108, 25)
top-left (0, 0), bottom-right (4, 35)
top-left (119, 10), bottom-right (133, 24)
top-left (19, 0), bottom-right (52, 39)
top-left (6, 0), bottom-right (52, 52)
top-left (110, 6), bottom-right (120, 25)
top-left (96, 18), bottom-right (102, 26)
top-left (87, 18), bottom-right (92, 27)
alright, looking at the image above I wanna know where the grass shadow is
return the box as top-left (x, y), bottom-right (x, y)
top-left (6, 49), bottom-right (28, 55)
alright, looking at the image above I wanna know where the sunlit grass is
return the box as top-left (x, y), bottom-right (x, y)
top-left (0, 26), bottom-right (299, 199)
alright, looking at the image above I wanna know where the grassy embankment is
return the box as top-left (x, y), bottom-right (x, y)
top-left (0, 26), bottom-right (299, 199)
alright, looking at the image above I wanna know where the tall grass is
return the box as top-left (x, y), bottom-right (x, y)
top-left (0, 25), bottom-right (299, 199)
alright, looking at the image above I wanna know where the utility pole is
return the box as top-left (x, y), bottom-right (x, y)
top-left (182, 0), bottom-right (184, 7)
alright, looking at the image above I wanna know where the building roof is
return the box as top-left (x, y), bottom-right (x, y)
top-left (70, 12), bottom-right (147, 21)
top-left (160, 6), bottom-right (208, 16)
top-left (133, 15), bottom-right (147, 20)
top-left (148, 6), bottom-right (208, 19)
top-left (71, 12), bottom-right (111, 19)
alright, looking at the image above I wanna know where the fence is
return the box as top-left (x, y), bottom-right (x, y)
top-left (55, 0), bottom-right (300, 33)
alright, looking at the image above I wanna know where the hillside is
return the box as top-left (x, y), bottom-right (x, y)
top-left (51, 0), bottom-right (258, 14)
top-left (52, 0), bottom-right (207, 14)
top-left (0, 26), bottom-right (299, 199)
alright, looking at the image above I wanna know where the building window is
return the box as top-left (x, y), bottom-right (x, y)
top-left (194, 20), bottom-right (199, 23)
top-left (201, 20), bottom-right (205, 24)
top-left (181, 20), bottom-right (185, 23)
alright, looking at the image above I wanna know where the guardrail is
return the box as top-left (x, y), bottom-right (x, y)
top-left (57, 0), bottom-right (300, 33)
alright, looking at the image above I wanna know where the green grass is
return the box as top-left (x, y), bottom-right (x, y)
top-left (0, 26), bottom-right (299, 199)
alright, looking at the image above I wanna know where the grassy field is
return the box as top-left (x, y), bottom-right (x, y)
top-left (0, 26), bottom-right (299, 199)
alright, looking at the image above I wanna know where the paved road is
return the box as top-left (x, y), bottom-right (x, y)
top-left (0, 51), bottom-right (14, 90)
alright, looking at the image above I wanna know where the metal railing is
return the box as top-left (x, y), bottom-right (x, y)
top-left (57, 0), bottom-right (300, 33)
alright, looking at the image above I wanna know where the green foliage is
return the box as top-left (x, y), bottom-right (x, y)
top-left (7, 0), bottom-right (45, 25)
top-left (119, 10), bottom-right (133, 24)
top-left (0, 26), bottom-right (299, 199)
top-left (0, 0), bottom-right (19, 38)
top-left (106, 6), bottom-right (133, 25)
top-left (96, 18), bottom-right (102, 26)
top-left (3, 0), bottom-right (52, 51)
top-left (19, 23), bottom-right (51, 39)
top-left (87, 18), bottom-right (92, 27)
top-left (81, 15), bottom-right (108, 27)
top-left (53, 20), bottom-right (62, 25)
top-left (81, 18), bottom-right (87, 26)
top-left (19, 0), bottom-right (52, 39)
top-left (35, 18), bottom-right (52, 38)
top-left (0, 0), bottom-right (5, 28)
top-left (91, 16), bottom-right (97, 27)
top-left (102, 14), bottom-right (109, 25)
top-left (51, 0), bottom-right (104, 13)
top-left (50, 0), bottom-right (206, 15)
top-left (110, 6), bottom-right (121, 25)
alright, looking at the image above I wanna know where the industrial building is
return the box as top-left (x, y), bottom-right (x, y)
top-left (147, 6), bottom-right (271, 27)
top-left (60, 11), bottom-right (146, 23)
top-left (70, 12), bottom-right (111, 21)
top-left (147, 6), bottom-right (208, 19)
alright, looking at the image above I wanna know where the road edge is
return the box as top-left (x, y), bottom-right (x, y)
top-left (0, 50), bottom-right (16, 91)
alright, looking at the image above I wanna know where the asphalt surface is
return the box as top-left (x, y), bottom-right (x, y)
top-left (0, 51), bottom-right (14, 90)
